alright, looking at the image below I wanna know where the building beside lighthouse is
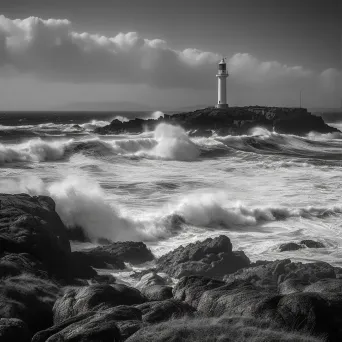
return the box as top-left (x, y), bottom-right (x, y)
top-left (216, 58), bottom-right (229, 109)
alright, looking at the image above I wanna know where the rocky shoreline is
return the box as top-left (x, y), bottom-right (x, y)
top-left (95, 107), bottom-right (339, 137)
top-left (0, 194), bottom-right (340, 341)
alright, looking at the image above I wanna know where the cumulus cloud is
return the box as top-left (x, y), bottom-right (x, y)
top-left (0, 14), bottom-right (340, 99)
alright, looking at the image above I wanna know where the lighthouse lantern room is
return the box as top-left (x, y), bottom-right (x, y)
top-left (216, 58), bottom-right (229, 109)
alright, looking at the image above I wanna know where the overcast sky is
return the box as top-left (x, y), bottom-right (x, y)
top-left (0, 0), bottom-right (341, 110)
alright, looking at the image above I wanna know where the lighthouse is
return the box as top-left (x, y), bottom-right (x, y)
top-left (216, 58), bottom-right (229, 109)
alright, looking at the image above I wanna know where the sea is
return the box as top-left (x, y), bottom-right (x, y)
top-left (1, 110), bottom-right (342, 283)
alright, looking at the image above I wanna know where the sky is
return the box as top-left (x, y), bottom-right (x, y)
top-left (0, 0), bottom-right (341, 110)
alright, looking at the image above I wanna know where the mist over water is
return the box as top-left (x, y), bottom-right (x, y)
top-left (1, 112), bottom-right (342, 265)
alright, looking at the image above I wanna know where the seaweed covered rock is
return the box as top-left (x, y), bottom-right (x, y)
top-left (157, 235), bottom-right (250, 279)
top-left (0, 194), bottom-right (71, 280)
top-left (53, 284), bottom-right (145, 323)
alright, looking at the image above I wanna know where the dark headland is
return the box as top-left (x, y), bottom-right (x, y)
top-left (96, 106), bottom-right (340, 136)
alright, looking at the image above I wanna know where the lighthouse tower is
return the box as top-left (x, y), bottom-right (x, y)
top-left (216, 58), bottom-right (229, 109)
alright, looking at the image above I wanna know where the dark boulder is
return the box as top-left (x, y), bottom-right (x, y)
top-left (33, 306), bottom-right (142, 342)
top-left (89, 274), bottom-right (117, 285)
top-left (0, 318), bottom-right (30, 342)
top-left (279, 240), bottom-right (325, 252)
top-left (136, 299), bottom-right (195, 324)
top-left (279, 242), bottom-right (303, 252)
top-left (224, 259), bottom-right (336, 289)
top-left (142, 285), bottom-right (173, 301)
top-left (300, 240), bottom-right (325, 248)
top-left (0, 274), bottom-right (60, 335)
top-left (136, 272), bottom-right (170, 289)
top-left (53, 284), bottom-right (145, 323)
top-left (304, 278), bottom-right (342, 294)
top-left (157, 235), bottom-right (250, 279)
top-left (126, 316), bottom-right (322, 342)
top-left (71, 241), bottom-right (154, 273)
top-left (0, 194), bottom-right (71, 280)
top-left (32, 309), bottom-right (121, 342)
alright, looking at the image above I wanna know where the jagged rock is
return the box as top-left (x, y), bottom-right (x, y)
top-left (71, 242), bottom-right (154, 273)
top-left (142, 285), bottom-right (173, 301)
top-left (126, 316), bottom-right (322, 342)
top-left (96, 107), bottom-right (339, 137)
top-left (53, 284), bottom-right (145, 323)
top-left (0, 253), bottom-right (48, 279)
top-left (0, 194), bottom-right (71, 280)
top-left (303, 279), bottom-right (342, 294)
top-left (224, 259), bottom-right (336, 289)
top-left (0, 274), bottom-right (60, 335)
top-left (116, 320), bottom-right (143, 340)
top-left (135, 299), bottom-right (195, 324)
top-left (157, 235), bottom-right (250, 279)
top-left (0, 318), bottom-right (30, 342)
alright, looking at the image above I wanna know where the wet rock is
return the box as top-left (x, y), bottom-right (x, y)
top-left (142, 285), bottom-right (173, 301)
top-left (0, 274), bottom-right (60, 335)
top-left (157, 235), bottom-right (250, 279)
top-left (279, 240), bottom-right (325, 252)
top-left (279, 242), bottom-right (303, 252)
top-left (116, 320), bottom-right (143, 340)
top-left (0, 194), bottom-right (71, 280)
top-left (300, 240), bottom-right (325, 248)
top-left (126, 316), bottom-right (322, 342)
top-left (71, 241), bottom-right (154, 273)
top-left (303, 278), bottom-right (342, 294)
top-left (136, 299), bottom-right (195, 324)
top-left (278, 278), bottom-right (308, 295)
top-left (53, 284), bottom-right (145, 323)
top-left (0, 318), bottom-right (30, 342)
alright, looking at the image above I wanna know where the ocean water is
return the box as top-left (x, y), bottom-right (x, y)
top-left (1, 110), bottom-right (342, 278)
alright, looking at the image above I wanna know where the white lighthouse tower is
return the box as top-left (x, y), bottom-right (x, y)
top-left (215, 58), bottom-right (229, 109)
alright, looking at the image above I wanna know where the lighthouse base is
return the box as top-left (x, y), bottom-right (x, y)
top-left (215, 104), bottom-right (229, 109)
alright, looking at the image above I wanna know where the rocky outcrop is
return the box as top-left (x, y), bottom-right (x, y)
top-left (53, 284), bottom-right (146, 324)
top-left (96, 106), bottom-right (340, 137)
top-left (0, 194), bottom-right (71, 280)
top-left (157, 235), bottom-right (250, 279)
top-left (71, 241), bottom-right (154, 273)
top-left (279, 240), bottom-right (325, 252)
top-left (141, 285), bottom-right (173, 302)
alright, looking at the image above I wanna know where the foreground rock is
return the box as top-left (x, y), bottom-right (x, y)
top-left (0, 318), bottom-right (30, 342)
top-left (0, 194), bottom-right (71, 280)
top-left (32, 306), bottom-right (142, 342)
top-left (96, 106), bottom-right (339, 136)
top-left (126, 316), bottom-right (322, 342)
top-left (157, 235), bottom-right (250, 279)
top-left (53, 284), bottom-right (146, 323)
top-left (174, 275), bottom-right (342, 340)
top-left (0, 274), bottom-right (60, 335)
